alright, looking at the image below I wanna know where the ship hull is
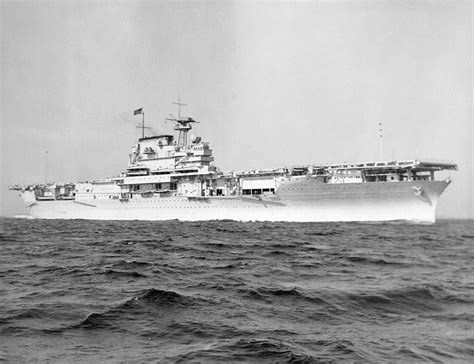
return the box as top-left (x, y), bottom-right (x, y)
top-left (19, 179), bottom-right (451, 223)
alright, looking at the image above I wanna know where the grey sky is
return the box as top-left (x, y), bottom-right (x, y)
top-left (1, 0), bottom-right (472, 218)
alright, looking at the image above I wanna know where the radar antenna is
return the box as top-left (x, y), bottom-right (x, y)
top-left (165, 97), bottom-right (198, 147)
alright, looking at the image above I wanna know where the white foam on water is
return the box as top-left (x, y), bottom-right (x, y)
top-left (8, 214), bottom-right (35, 219)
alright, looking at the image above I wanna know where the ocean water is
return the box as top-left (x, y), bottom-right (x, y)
top-left (0, 218), bottom-right (473, 363)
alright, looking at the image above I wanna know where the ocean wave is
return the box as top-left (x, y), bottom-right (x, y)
top-left (199, 241), bottom-right (226, 248)
top-left (169, 338), bottom-right (314, 362)
top-left (344, 284), bottom-right (466, 313)
top-left (304, 230), bottom-right (341, 236)
top-left (214, 226), bottom-right (247, 233)
top-left (2, 305), bottom-right (85, 335)
top-left (52, 288), bottom-right (199, 332)
top-left (240, 283), bottom-right (472, 318)
top-left (394, 346), bottom-right (450, 362)
top-left (131, 288), bottom-right (190, 306)
top-left (109, 259), bottom-right (151, 269)
top-left (102, 269), bottom-right (147, 278)
top-left (4, 308), bottom-right (47, 321)
top-left (164, 321), bottom-right (254, 340)
top-left (265, 250), bottom-right (288, 256)
top-left (114, 288), bottom-right (199, 314)
top-left (307, 339), bottom-right (376, 361)
top-left (240, 287), bottom-right (330, 307)
top-left (115, 237), bottom-right (173, 245)
top-left (224, 338), bottom-right (314, 361)
top-left (74, 311), bottom-right (113, 330)
top-left (35, 266), bottom-right (91, 277)
top-left (213, 263), bottom-right (248, 270)
top-left (345, 255), bottom-right (407, 266)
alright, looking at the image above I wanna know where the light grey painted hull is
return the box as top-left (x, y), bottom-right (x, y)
top-left (20, 179), bottom-right (451, 223)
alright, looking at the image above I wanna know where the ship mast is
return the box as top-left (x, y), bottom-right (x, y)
top-left (134, 108), bottom-right (151, 139)
top-left (166, 98), bottom-right (198, 148)
top-left (173, 97), bottom-right (186, 119)
top-left (379, 122), bottom-right (383, 161)
top-left (44, 151), bottom-right (48, 184)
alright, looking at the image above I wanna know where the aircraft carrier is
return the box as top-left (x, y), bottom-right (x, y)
top-left (10, 103), bottom-right (457, 223)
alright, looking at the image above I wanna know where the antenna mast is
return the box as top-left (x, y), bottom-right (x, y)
top-left (134, 108), bottom-right (151, 138)
top-left (379, 122), bottom-right (383, 161)
top-left (173, 96), bottom-right (186, 119)
top-left (44, 151), bottom-right (48, 184)
top-left (166, 98), bottom-right (198, 148)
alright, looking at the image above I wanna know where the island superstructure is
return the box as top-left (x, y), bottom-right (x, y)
top-left (10, 104), bottom-right (457, 223)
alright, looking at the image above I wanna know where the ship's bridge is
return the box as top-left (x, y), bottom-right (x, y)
top-left (128, 133), bottom-right (214, 174)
